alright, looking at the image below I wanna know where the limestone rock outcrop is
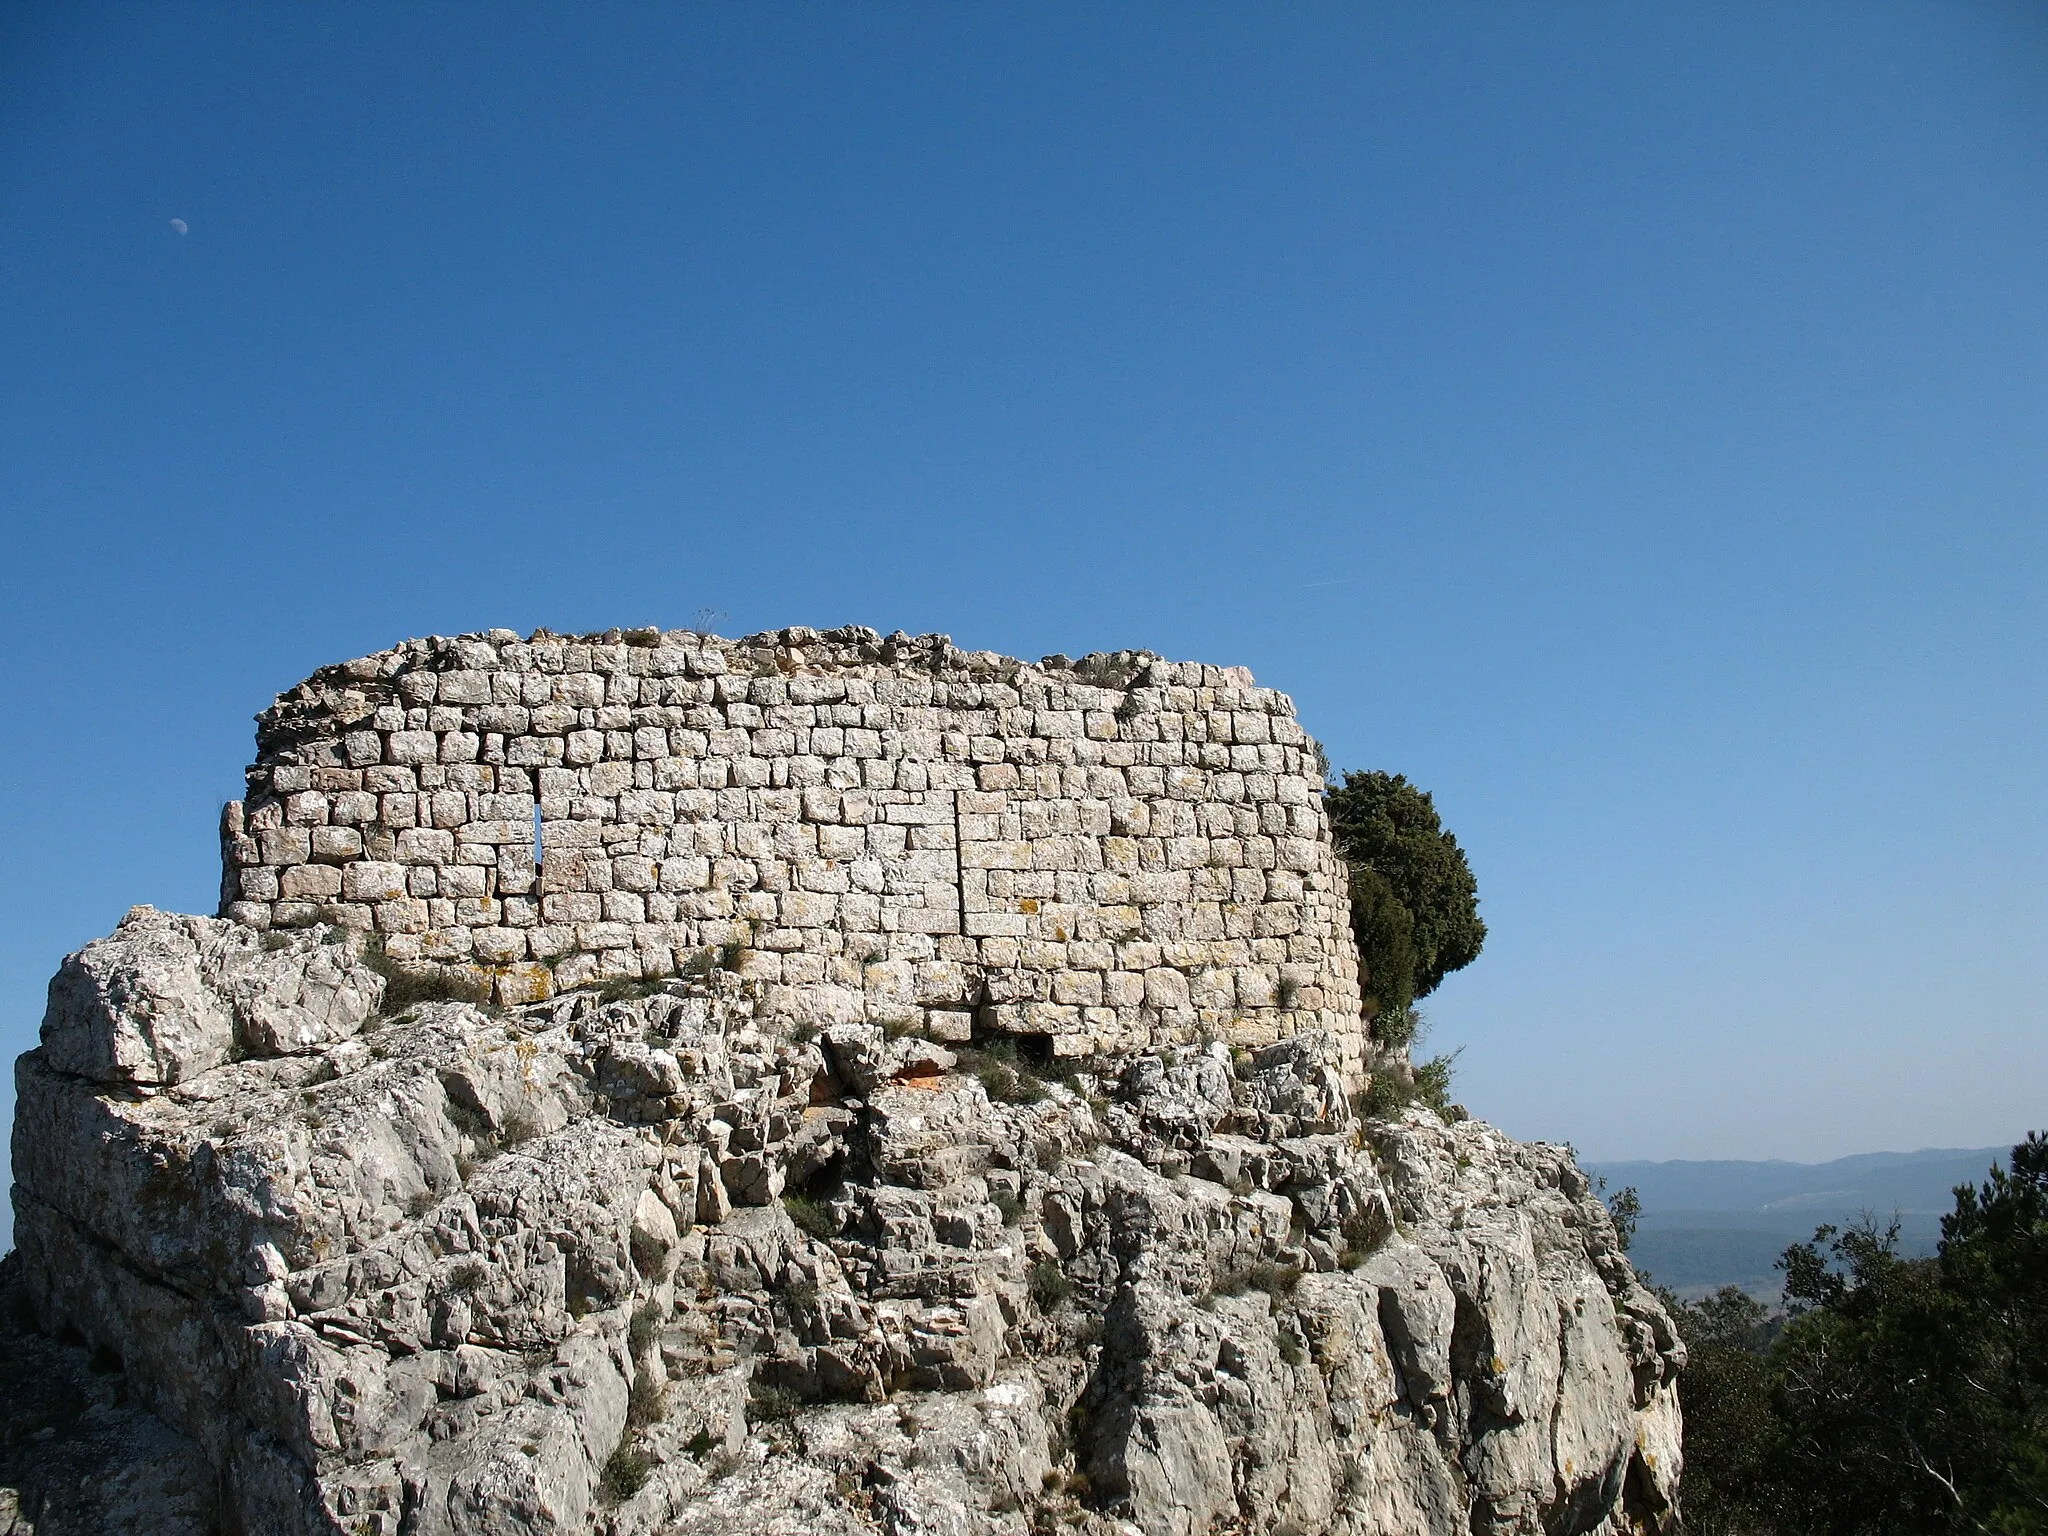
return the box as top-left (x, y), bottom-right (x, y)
top-left (6, 632), bottom-right (1682, 1535)
top-left (10, 911), bottom-right (1680, 1535)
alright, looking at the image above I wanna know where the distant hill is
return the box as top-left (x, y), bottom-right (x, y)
top-left (1585, 1145), bottom-right (2013, 1299)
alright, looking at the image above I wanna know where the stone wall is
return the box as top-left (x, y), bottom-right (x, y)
top-left (218, 625), bottom-right (1365, 1073)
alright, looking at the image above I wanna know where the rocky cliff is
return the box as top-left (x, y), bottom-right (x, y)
top-left (4, 634), bottom-right (1682, 1536)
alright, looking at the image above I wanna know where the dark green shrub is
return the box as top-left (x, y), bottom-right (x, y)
top-left (1370, 1002), bottom-right (1420, 1052)
top-left (780, 1276), bottom-right (819, 1313)
top-left (598, 1444), bottom-right (651, 1503)
top-left (1653, 1134), bottom-right (2048, 1535)
top-left (1658, 1284), bottom-right (1783, 1536)
top-left (447, 1260), bottom-right (487, 1293)
top-left (1604, 1184), bottom-right (1641, 1251)
top-left (1324, 772), bottom-right (1484, 1017)
top-left (628, 1304), bottom-right (659, 1355)
top-left (1346, 867), bottom-right (1418, 1019)
top-left (783, 1193), bottom-right (837, 1241)
top-left (1339, 1207), bottom-right (1385, 1268)
top-left (1029, 1261), bottom-right (1073, 1311)
top-left (1412, 1050), bottom-right (1461, 1115)
top-left (992, 1188), bottom-right (1025, 1226)
top-left (748, 1381), bottom-right (802, 1425)
top-left (1248, 1260), bottom-right (1302, 1297)
top-left (499, 1106), bottom-right (547, 1147)
top-left (1354, 1072), bottom-right (1413, 1120)
top-left (597, 975), bottom-right (666, 1004)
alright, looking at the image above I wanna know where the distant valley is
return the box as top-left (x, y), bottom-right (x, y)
top-left (1586, 1144), bottom-right (2015, 1299)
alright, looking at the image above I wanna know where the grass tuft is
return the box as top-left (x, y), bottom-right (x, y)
top-left (959, 1041), bottom-right (1048, 1105)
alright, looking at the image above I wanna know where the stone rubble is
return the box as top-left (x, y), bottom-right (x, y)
top-left (5, 633), bottom-right (1683, 1535)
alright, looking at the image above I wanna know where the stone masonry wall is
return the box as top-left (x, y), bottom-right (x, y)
top-left (218, 625), bottom-right (1366, 1075)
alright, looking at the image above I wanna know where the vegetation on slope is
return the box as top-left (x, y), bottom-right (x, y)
top-left (1666, 1134), bottom-right (2048, 1535)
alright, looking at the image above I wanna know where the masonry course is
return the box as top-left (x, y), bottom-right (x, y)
top-left (218, 625), bottom-right (1368, 1077)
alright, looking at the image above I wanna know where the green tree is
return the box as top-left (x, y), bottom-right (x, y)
top-left (1768, 1219), bottom-right (1961, 1535)
top-left (1661, 1285), bottom-right (1787, 1536)
top-left (1324, 771), bottom-right (1485, 1018)
top-left (1665, 1135), bottom-right (2048, 1535)
top-left (1937, 1133), bottom-right (2048, 1532)
top-left (1606, 1183), bottom-right (1642, 1252)
top-left (1762, 1139), bottom-right (2048, 1535)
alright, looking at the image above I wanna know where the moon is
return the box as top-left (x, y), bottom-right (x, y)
top-left (170, 218), bottom-right (188, 235)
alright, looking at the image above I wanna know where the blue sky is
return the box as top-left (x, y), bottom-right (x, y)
top-left (2, 4), bottom-right (2042, 1215)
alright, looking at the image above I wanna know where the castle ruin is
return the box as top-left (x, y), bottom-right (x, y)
top-left (219, 625), bottom-right (1368, 1077)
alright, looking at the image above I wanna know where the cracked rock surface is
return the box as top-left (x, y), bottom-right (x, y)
top-left (8, 907), bottom-right (1681, 1534)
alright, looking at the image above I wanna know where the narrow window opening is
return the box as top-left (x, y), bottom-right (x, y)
top-left (533, 803), bottom-right (544, 876)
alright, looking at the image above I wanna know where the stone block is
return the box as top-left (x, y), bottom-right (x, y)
top-left (374, 897), bottom-right (429, 934)
top-left (309, 825), bottom-right (362, 862)
top-left (284, 792), bottom-right (330, 827)
top-left (472, 927), bottom-right (527, 964)
top-left (395, 828), bottom-right (455, 865)
top-left (235, 867), bottom-right (280, 902)
top-left (1051, 971), bottom-right (1102, 1006)
top-left (418, 926), bottom-right (474, 960)
top-left (965, 912), bottom-right (1027, 938)
top-left (341, 862), bottom-right (407, 902)
top-left (923, 1008), bottom-right (975, 1042)
top-left (279, 864), bottom-right (342, 901)
top-left (960, 841), bottom-right (1032, 871)
top-left (330, 790), bottom-right (378, 825)
top-left (914, 960), bottom-right (972, 1005)
top-left (439, 732), bottom-right (481, 764)
top-left (780, 891), bottom-right (837, 928)
top-left (436, 670), bottom-right (491, 704)
top-left (260, 827), bottom-right (312, 866)
top-left (386, 731), bottom-right (438, 766)
top-left (1143, 968), bottom-right (1191, 1009)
